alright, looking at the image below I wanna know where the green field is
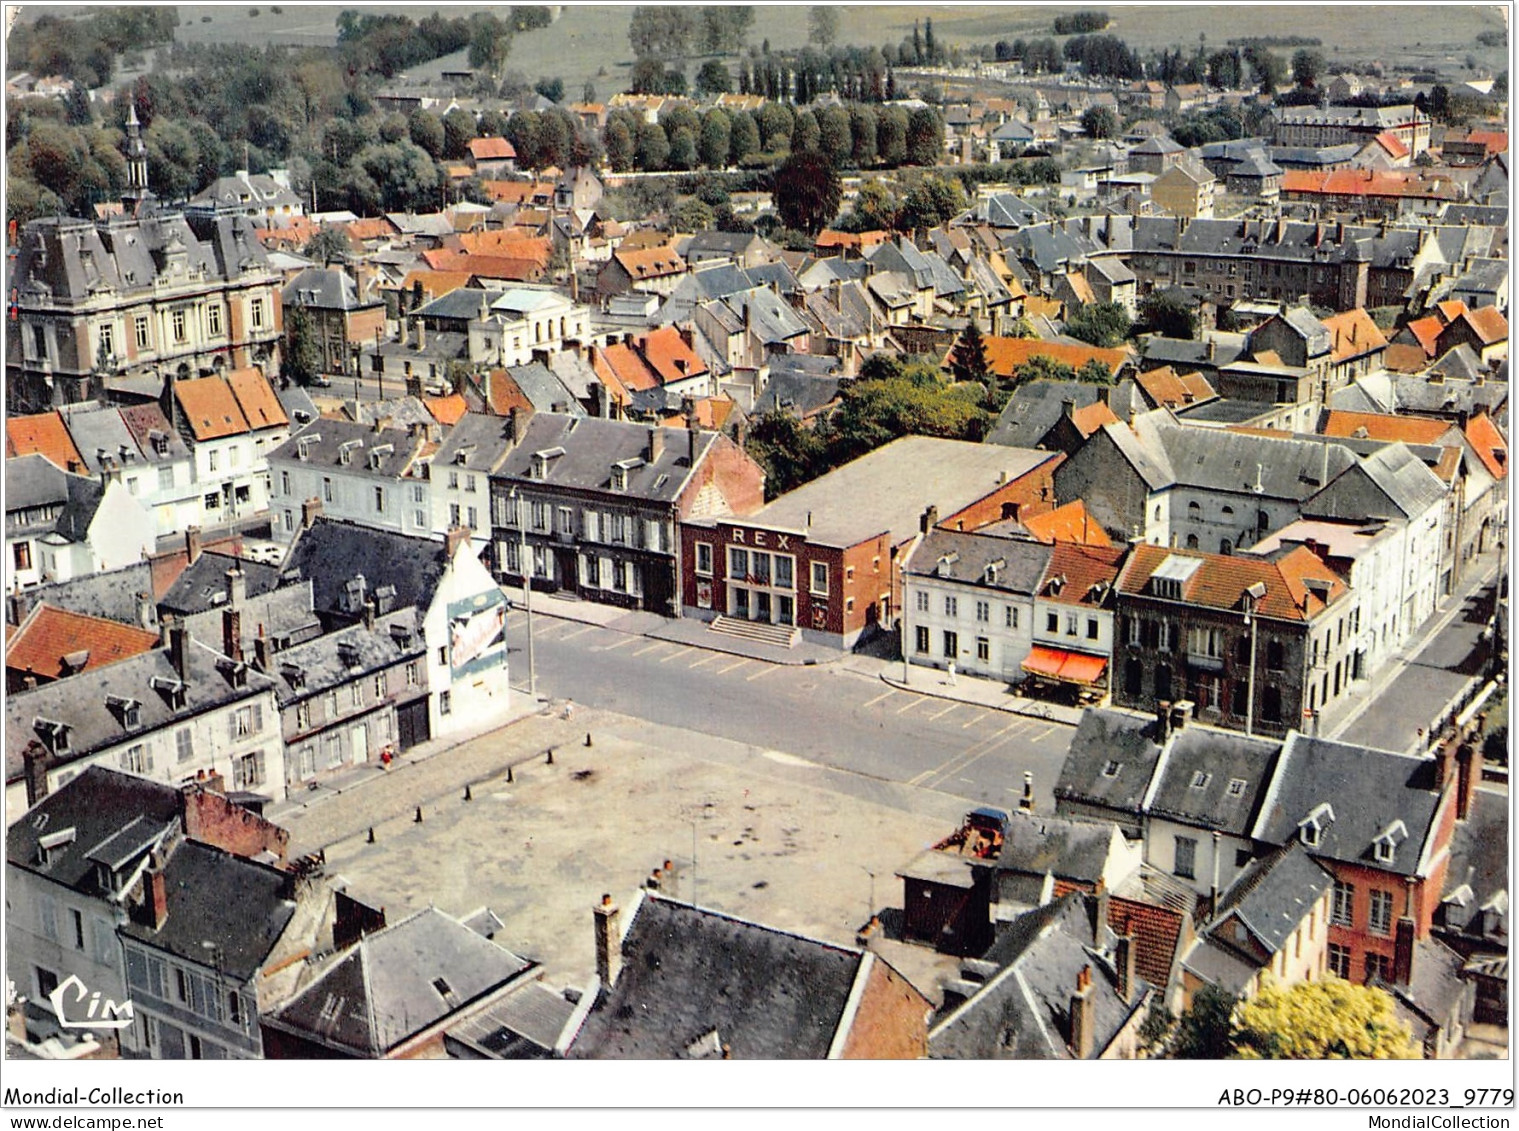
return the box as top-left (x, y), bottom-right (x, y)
top-left (15, 4), bottom-right (1509, 96)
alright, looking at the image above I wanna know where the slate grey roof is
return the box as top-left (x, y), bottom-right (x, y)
top-left (268, 419), bottom-right (423, 479)
top-left (1211, 842), bottom-right (1334, 955)
top-left (270, 609), bottom-right (423, 707)
top-left (997, 811), bottom-right (1117, 884)
top-left (494, 413), bottom-right (714, 504)
top-left (1128, 215), bottom-right (1417, 271)
top-left (1146, 726), bottom-right (1281, 838)
top-left (1099, 420), bottom-right (1174, 492)
top-left (1268, 143), bottom-right (1364, 167)
top-left (568, 893), bottom-right (870, 1059)
top-left (158, 551), bottom-right (285, 617)
top-left (1144, 418), bottom-right (1359, 500)
top-left (190, 171), bottom-right (303, 213)
top-left (7, 765), bottom-right (180, 891)
top-left (445, 981), bottom-right (576, 1057)
top-left (1056, 708), bottom-right (1166, 818)
top-left (684, 231), bottom-right (768, 259)
top-left (5, 639), bottom-right (276, 786)
top-left (118, 403), bottom-right (192, 464)
top-left (284, 518), bottom-right (451, 626)
top-left (1305, 442), bottom-right (1448, 523)
top-left (341, 396), bottom-right (436, 431)
top-left (1440, 787), bottom-right (1507, 941)
top-left (725, 286), bottom-right (810, 343)
top-left (417, 287), bottom-right (492, 324)
top-left (797, 257), bottom-right (871, 289)
top-left (277, 386), bottom-right (322, 430)
top-left (364, 330), bottom-right (470, 364)
top-left (56, 405), bottom-right (143, 476)
top-left (7, 562), bottom-right (156, 629)
top-left (1250, 733), bottom-right (1443, 877)
top-left (751, 359), bottom-right (843, 419)
top-left (504, 363), bottom-right (585, 415)
top-left (53, 475), bottom-right (107, 543)
top-left (979, 194), bottom-right (1051, 230)
top-left (431, 412), bottom-right (519, 475)
top-left (1002, 224), bottom-right (1088, 276)
top-left (1132, 135), bottom-right (1183, 156)
top-left (1140, 336), bottom-right (1245, 371)
top-left (5, 454), bottom-right (69, 517)
top-left (1267, 307), bottom-right (1333, 357)
top-left (928, 892), bottom-right (1149, 1059)
top-left (748, 436), bottom-right (1057, 549)
top-left (121, 840), bottom-right (295, 982)
top-left (987, 380), bottom-right (1113, 448)
top-left (271, 906), bottom-right (534, 1056)
top-left (907, 529), bottom-right (1053, 597)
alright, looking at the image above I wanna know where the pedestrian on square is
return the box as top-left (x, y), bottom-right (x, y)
top-left (947, 661), bottom-right (957, 686)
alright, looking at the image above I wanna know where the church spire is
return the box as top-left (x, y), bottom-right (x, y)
top-left (123, 101), bottom-right (150, 206)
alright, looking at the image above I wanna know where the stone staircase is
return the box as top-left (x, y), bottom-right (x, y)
top-left (708, 615), bottom-right (800, 649)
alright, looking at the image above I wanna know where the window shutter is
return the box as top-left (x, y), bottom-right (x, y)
top-left (39, 896), bottom-right (58, 941)
top-left (252, 702), bottom-right (263, 734)
top-left (254, 750), bottom-right (266, 785)
top-left (145, 745), bottom-right (154, 773)
top-left (228, 713), bottom-right (237, 742)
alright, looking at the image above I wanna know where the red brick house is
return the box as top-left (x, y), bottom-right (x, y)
top-left (680, 437), bottom-right (1062, 648)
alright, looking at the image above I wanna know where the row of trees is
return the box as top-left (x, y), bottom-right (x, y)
top-left (9, 6), bottom-right (178, 90)
top-left (601, 102), bottom-right (944, 174)
top-left (627, 6), bottom-right (754, 58)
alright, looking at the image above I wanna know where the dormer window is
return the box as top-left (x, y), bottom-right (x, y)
top-left (35, 717), bottom-right (70, 754)
top-left (533, 447), bottom-right (567, 480)
top-left (368, 444), bottom-right (394, 470)
top-left (1189, 771), bottom-right (1210, 790)
top-left (338, 642), bottom-right (362, 669)
top-left (1226, 778), bottom-right (1247, 798)
top-left (389, 623), bottom-right (412, 648)
top-left (107, 695), bottom-right (142, 729)
top-left (1373, 819), bottom-right (1408, 864)
top-left (1298, 801), bottom-right (1335, 848)
top-left (338, 439), bottom-right (363, 466)
top-left (36, 827), bottom-right (76, 867)
top-left (282, 662), bottom-right (306, 689)
top-left (223, 661), bottom-right (249, 689)
top-left (1102, 760), bottom-right (1121, 778)
top-left (453, 445), bottom-right (475, 466)
top-left (150, 675), bottom-right (188, 709)
top-left (935, 552), bottom-right (959, 579)
top-left (984, 559), bottom-right (1003, 585)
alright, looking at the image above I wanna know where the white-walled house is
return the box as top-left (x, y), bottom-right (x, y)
top-left (428, 412), bottom-right (519, 553)
top-left (266, 418), bottom-right (433, 543)
top-left (169, 370), bottom-right (290, 527)
top-left (5, 458), bottom-right (156, 592)
top-left (901, 530), bottom-right (1052, 682)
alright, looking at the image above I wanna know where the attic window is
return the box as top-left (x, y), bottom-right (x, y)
top-left (281, 663), bottom-right (306, 688)
top-left (1226, 778), bottom-right (1247, 798)
top-left (107, 695), bottom-right (142, 729)
top-left (935, 552), bottom-right (960, 579)
top-left (338, 439), bottom-right (363, 466)
top-left (1373, 819), bottom-right (1408, 864)
top-left (368, 444), bottom-right (394, 470)
top-left (338, 642), bottom-right (362, 669)
top-left (1102, 760), bottom-right (1121, 778)
top-left (36, 827), bottom-right (76, 867)
top-left (150, 675), bottom-right (188, 708)
top-left (1298, 802), bottom-right (1335, 848)
top-left (1189, 771), bottom-right (1210, 790)
top-left (431, 977), bottom-right (453, 998)
top-left (34, 717), bottom-right (70, 753)
top-left (389, 624), bottom-right (412, 647)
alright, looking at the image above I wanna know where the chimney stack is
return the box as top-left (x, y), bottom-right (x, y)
top-left (1070, 965), bottom-right (1096, 1059)
top-left (594, 894), bottom-right (622, 991)
top-left (400, 317), bottom-right (410, 347)
top-left (1115, 930), bottom-right (1136, 1004)
top-left (222, 606), bottom-right (242, 663)
top-left (647, 426), bottom-right (664, 464)
top-left (185, 526), bottom-right (203, 565)
top-left (1454, 739), bottom-right (1481, 821)
top-left (167, 618), bottom-right (189, 681)
top-left (1155, 699), bottom-right (1172, 742)
top-left (1169, 699), bottom-right (1193, 732)
top-left (302, 497), bottom-right (323, 530)
top-left (136, 591), bottom-right (155, 631)
top-left (1062, 398), bottom-right (1077, 419)
top-left (145, 860), bottom-right (169, 929)
top-left (415, 317), bottom-right (426, 350)
top-left (509, 406), bottom-right (529, 445)
top-left (921, 505), bottom-right (940, 534)
top-left (1391, 879), bottom-right (1417, 987)
top-left (253, 625), bottom-right (271, 673)
top-left (227, 566), bottom-right (247, 608)
top-left (445, 526), bottom-right (471, 562)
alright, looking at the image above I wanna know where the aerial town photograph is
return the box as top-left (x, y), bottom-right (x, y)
top-left (0, 0), bottom-right (1510, 1092)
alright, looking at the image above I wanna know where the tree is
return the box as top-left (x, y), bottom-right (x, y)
top-left (699, 109), bottom-right (731, 169)
top-left (1065, 301), bottom-right (1132, 348)
top-left (851, 179), bottom-right (898, 231)
top-left (468, 19), bottom-right (513, 82)
top-left (773, 149), bottom-right (842, 235)
top-left (828, 367), bottom-right (990, 464)
top-left (899, 173), bottom-right (966, 230)
top-left (905, 106), bottom-right (944, 166)
top-left (818, 105), bottom-right (851, 168)
top-left (696, 60), bottom-right (732, 96)
top-left (1231, 979), bottom-right (1418, 1060)
top-left (408, 109), bottom-right (446, 159)
top-left (442, 107), bottom-right (477, 160)
top-left (953, 319), bottom-right (991, 385)
top-left (1171, 986), bottom-right (1237, 1059)
top-left (605, 120), bottom-right (635, 171)
top-left (634, 120), bottom-right (670, 170)
top-left (1291, 47), bottom-right (1324, 89)
top-left (808, 6), bottom-right (838, 49)
top-left (1139, 289), bottom-right (1197, 340)
top-left (1012, 355), bottom-right (1078, 385)
top-left (672, 196), bottom-right (716, 233)
top-left (282, 307), bottom-right (324, 386)
top-left (668, 126), bottom-right (697, 171)
top-left (534, 76), bottom-right (565, 103)
top-left (1077, 358), bottom-right (1115, 384)
top-left (1081, 105), bottom-right (1119, 140)
top-left (302, 228), bottom-right (350, 264)
top-left (747, 410), bottom-right (828, 498)
top-left (849, 105), bottom-right (879, 166)
top-left (728, 111), bottom-right (760, 165)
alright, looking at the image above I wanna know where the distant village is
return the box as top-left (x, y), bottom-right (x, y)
top-left (2, 6), bottom-right (1509, 1064)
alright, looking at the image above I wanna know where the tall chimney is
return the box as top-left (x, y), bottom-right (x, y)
top-left (1115, 930), bottom-right (1136, 1004)
top-left (1070, 965), bottom-right (1096, 1058)
top-left (167, 618), bottom-right (189, 681)
top-left (647, 425), bottom-right (664, 464)
top-left (1062, 398), bottom-right (1077, 419)
top-left (920, 505), bottom-right (940, 534)
top-left (445, 526), bottom-right (471, 562)
top-left (222, 607), bottom-right (242, 663)
top-left (227, 566), bottom-right (247, 608)
top-left (510, 406), bottom-right (528, 445)
top-left (302, 497), bottom-right (323, 530)
top-left (1155, 700), bottom-right (1172, 742)
top-left (1454, 739), bottom-right (1481, 821)
top-left (146, 862), bottom-right (169, 929)
top-left (136, 591), bottom-right (155, 630)
top-left (1391, 879), bottom-right (1417, 987)
top-left (594, 894), bottom-right (622, 991)
top-left (253, 625), bottom-right (271, 673)
top-left (185, 526), bottom-right (203, 565)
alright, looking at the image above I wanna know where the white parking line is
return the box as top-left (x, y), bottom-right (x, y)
top-left (745, 664), bottom-right (779, 681)
top-left (1030, 725), bottom-right (1058, 741)
top-left (895, 696), bottom-right (926, 714)
top-left (633, 642), bottom-right (667, 657)
top-left (560, 624), bottom-right (598, 641)
top-left (928, 703), bottom-right (960, 721)
top-left (718, 659), bottom-right (751, 674)
top-left (688, 653), bottom-right (722, 669)
top-left (596, 637), bottom-right (636, 652)
top-left (960, 712), bottom-right (988, 729)
top-left (862, 690), bottom-right (897, 709)
top-left (659, 646), bottom-right (693, 663)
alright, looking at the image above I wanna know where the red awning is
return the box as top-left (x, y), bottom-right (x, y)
top-left (1022, 646), bottom-right (1108, 685)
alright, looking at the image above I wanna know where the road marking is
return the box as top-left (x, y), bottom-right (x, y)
top-left (960, 712), bottom-right (988, 729)
top-left (633, 641), bottom-right (667, 657)
top-left (1030, 725), bottom-right (1058, 741)
top-left (895, 696), bottom-right (926, 714)
top-left (561, 624), bottom-right (598, 640)
top-left (862, 690), bottom-right (897, 708)
top-left (718, 659), bottom-right (751, 674)
top-left (596, 637), bottom-right (636, 652)
top-left (929, 703), bottom-right (960, 721)
top-left (745, 664), bottom-right (779, 681)
top-left (659, 646), bottom-right (693, 663)
top-left (688, 653), bottom-right (722, 669)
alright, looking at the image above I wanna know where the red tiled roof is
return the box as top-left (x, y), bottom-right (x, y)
top-left (1434, 299), bottom-right (1468, 324)
top-left (468, 136), bottom-right (517, 161)
top-left (1108, 895), bottom-right (1186, 990)
top-left (1134, 366), bottom-right (1215, 410)
top-left (638, 326), bottom-right (708, 386)
top-left (613, 245), bottom-right (686, 280)
top-left (1321, 410), bottom-right (1454, 446)
top-left (1039, 540), bottom-right (1126, 606)
top-left (1118, 543), bottom-right (1346, 621)
top-left (341, 217), bottom-right (398, 242)
top-left (1321, 309), bottom-right (1390, 361)
top-left (174, 377), bottom-right (250, 441)
top-left (599, 342), bottom-right (661, 393)
top-left (980, 336), bottom-right (1130, 380)
top-left (454, 230), bottom-right (553, 266)
top-left (1459, 305), bottom-right (1508, 346)
top-left (1384, 342), bottom-right (1432, 373)
top-left (1022, 501), bottom-right (1114, 547)
top-left (480, 180), bottom-right (554, 205)
top-left (6, 412), bottom-right (85, 473)
top-left (485, 370), bottom-right (533, 417)
top-left (1405, 315), bottom-right (1444, 358)
top-left (1464, 130), bottom-right (1508, 155)
top-left (6, 605), bottom-right (161, 683)
top-left (424, 393), bottom-right (469, 426)
top-left (1281, 168), bottom-right (1463, 200)
top-left (815, 229), bottom-right (890, 251)
top-left (1465, 412), bottom-right (1508, 480)
top-left (1068, 400), bottom-right (1121, 437)
top-left (1373, 130), bottom-right (1410, 160)
top-left (226, 368), bottom-right (288, 432)
top-left (400, 269), bottom-right (475, 302)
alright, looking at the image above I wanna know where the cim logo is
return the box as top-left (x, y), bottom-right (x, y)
top-left (48, 974), bottom-right (135, 1030)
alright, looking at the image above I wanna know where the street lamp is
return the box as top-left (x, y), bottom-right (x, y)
top-left (509, 486), bottom-right (536, 701)
top-left (1242, 580), bottom-right (1266, 737)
